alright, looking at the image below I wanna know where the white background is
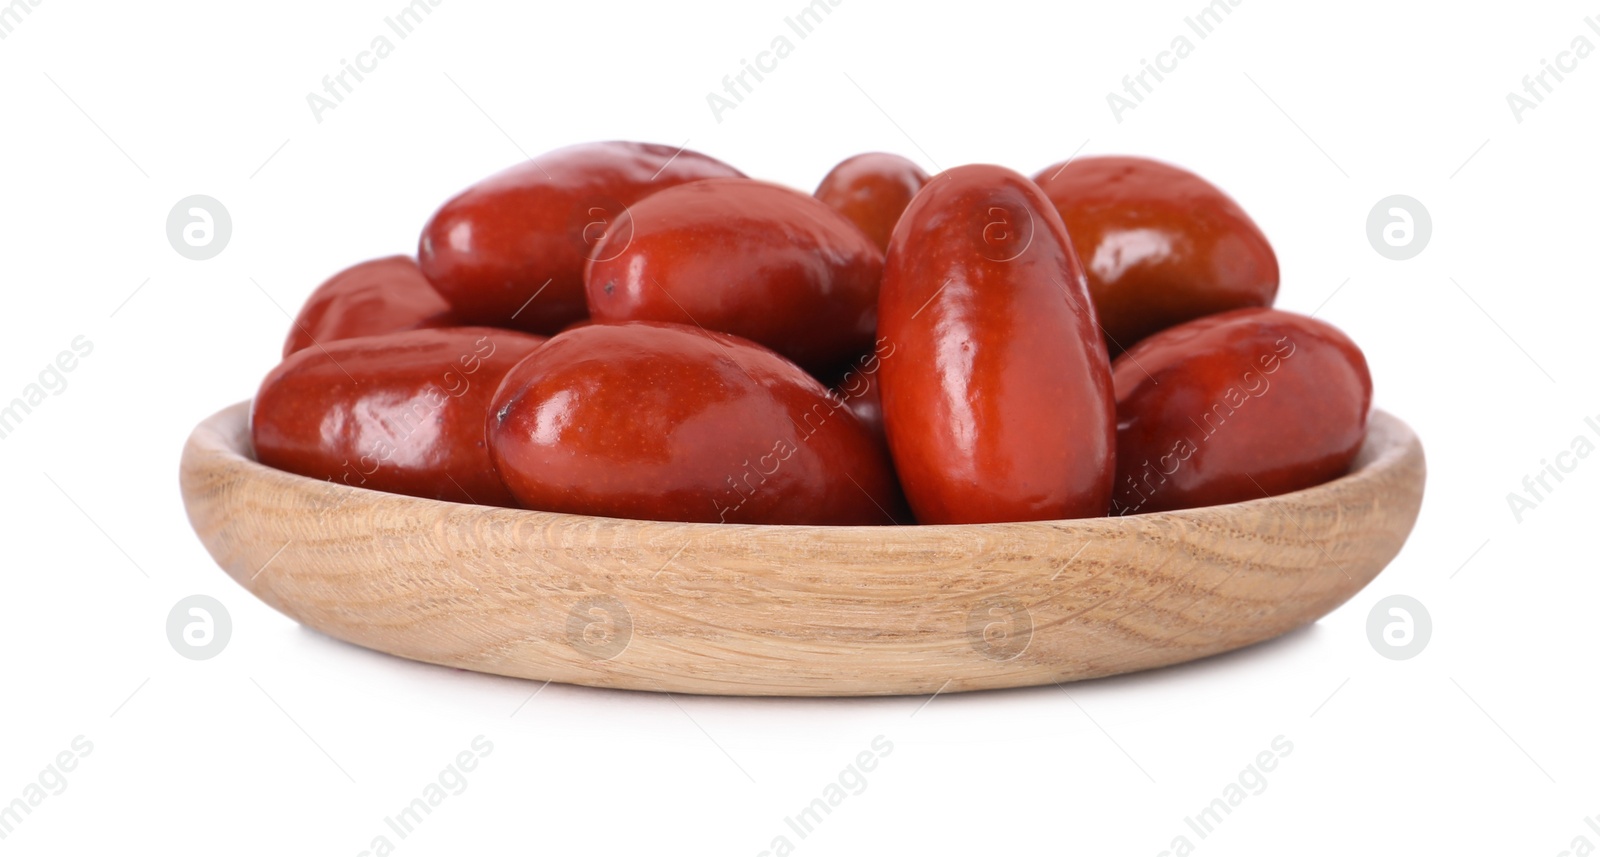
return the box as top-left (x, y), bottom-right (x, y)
top-left (1, 0), bottom-right (1596, 853)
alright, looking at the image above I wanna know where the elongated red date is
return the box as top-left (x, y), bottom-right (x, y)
top-left (283, 256), bottom-right (455, 358)
top-left (585, 179), bottom-right (882, 374)
top-left (418, 141), bottom-right (745, 333)
top-left (253, 328), bottom-right (545, 506)
top-left (814, 152), bottom-right (930, 252)
top-left (878, 164), bottom-right (1116, 524)
top-left (1032, 156), bottom-right (1279, 352)
top-left (1111, 308), bottom-right (1371, 515)
top-left (487, 321), bottom-right (907, 524)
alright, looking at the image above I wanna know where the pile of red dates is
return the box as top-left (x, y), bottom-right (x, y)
top-left (252, 142), bottom-right (1372, 525)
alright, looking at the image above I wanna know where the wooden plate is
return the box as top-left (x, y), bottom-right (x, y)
top-left (180, 401), bottom-right (1425, 696)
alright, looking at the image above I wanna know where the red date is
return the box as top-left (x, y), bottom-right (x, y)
top-left (814, 152), bottom-right (931, 252)
top-left (282, 256), bottom-right (455, 358)
top-left (585, 179), bottom-right (882, 374)
top-left (1111, 308), bottom-right (1371, 515)
top-left (418, 141), bottom-right (744, 334)
top-left (253, 327), bottom-right (546, 506)
top-left (488, 321), bottom-right (906, 524)
top-left (878, 165), bottom-right (1115, 523)
top-left (1032, 156), bottom-right (1278, 352)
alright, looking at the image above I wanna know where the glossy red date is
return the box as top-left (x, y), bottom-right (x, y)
top-left (1032, 156), bottom-right (1279, 352)
top-left (1111, 308), bottom-right (1372, 515)
top-left (878, 164), bottom-right (1116, 524)
top-left (253, 327), bottom-right (546, 506)
top-left (585, 178), bottom-right (883, 375)
top-left (282, 256), bottom-right (455, 358)
top-left (487, 321), bottom-right (907, 525)
top-left (814, 152), bottom-right (931, 252)
top-left (418, 141), bottom-right (744, 334)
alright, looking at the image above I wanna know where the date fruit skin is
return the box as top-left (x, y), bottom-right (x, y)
top-left (487, 321), bottom-right (907, 525)
top-left (1111, 308), bottom-right (1372, 516)
top-left (814, 153), bottom-right (931, 252)
top-left (253, 327), bottom-right (546, 507)
top-left (878, 164), bottom-right (1116, 524)
top-left (282, 256), bottom-right (456, 358)
top-left (585, 179), bottom-right (883, 374)
top-left (418, 141), bottom-right (745, 334)
top-left (1032, 156), bottom-right (1279, 352)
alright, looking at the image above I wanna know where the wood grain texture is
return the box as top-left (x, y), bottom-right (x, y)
top-left (179, 401), bottom-right (1425, 696)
